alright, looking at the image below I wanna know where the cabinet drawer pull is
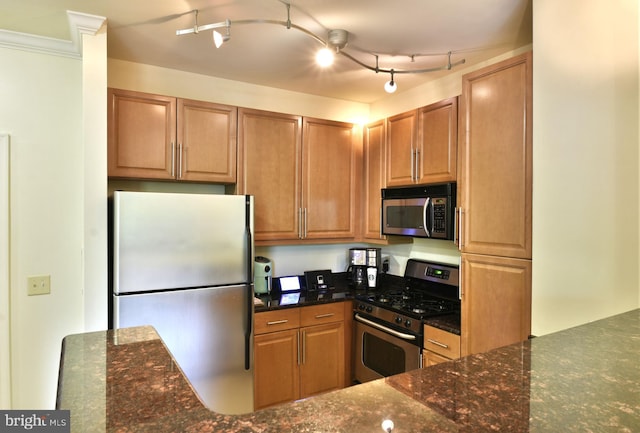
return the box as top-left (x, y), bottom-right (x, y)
top-left (426, 338), bottom-right (449, 349)
top-left (266, 319), bottom-right (288, 326)
top-left (314, 313), bottom-right (335, 319)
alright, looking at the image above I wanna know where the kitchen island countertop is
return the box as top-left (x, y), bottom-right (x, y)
top-left (57, 309), bottom-right (639, 432)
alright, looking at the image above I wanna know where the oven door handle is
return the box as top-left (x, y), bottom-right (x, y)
top-left (355, 313), bottom-right (417, 341)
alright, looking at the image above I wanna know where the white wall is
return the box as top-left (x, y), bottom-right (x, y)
top-left (0, 17), bottom-right (107, 409)
top-left (1, 47), bottom-right (85, 409)
top-left (531, 0), bottom-right (639, 335)
top-left (108, 59), bottom-right (370, 124)
top-left (82, 27), bottom-right (108, 331)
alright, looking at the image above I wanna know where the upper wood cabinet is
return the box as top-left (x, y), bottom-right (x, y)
top-left (177, 98), bottom-right (237, 182)
top-left (386, 97), bottom-right (458, 187)
top-left (362, 119), bottom-right (387, 241)
top-left (416, 97), bottom-right (458, 184)
top-left (237, 108), bottom-right (302, 242)
top-left (237, 109), bottom-right (360, 244)
top-left (458, 52), bottom-right (533, 259)
top-left (386, 110), bottom-right (416, 186)
top-left (108, 88), bottom-right (237, 183)
top-left (108, 89), bottom-right (175, 180)
top-left (302, 117), bottom-right (360, 242)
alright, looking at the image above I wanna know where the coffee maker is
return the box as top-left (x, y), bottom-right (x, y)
top-left (349, 247), bottom-right (381, 288)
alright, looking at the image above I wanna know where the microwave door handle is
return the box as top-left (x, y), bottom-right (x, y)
top-left (423, 197), bottom-right (431, 237)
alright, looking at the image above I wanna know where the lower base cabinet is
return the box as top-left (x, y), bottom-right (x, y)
top-left (254, 303), bottom-right (345, 410)
top-left (422, 325), bottom-right (461, 367)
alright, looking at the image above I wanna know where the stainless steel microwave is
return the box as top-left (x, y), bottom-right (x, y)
top-left (381, 183), bottom-right (456, 239)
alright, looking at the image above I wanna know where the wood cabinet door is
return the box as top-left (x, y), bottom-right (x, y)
top-left (253, 329), bottom-right (300, 410)
top-left (177, 99), bottom-right (237, 183)
top-left (416, 97), bottom-right (458, 184)
top-left (386, 110), bottom-right (417, 187)
top-left (237, 108), bottom-right (302, 242)
top-left (299, 321), bottom-right (345, 398)
top-left (302, 118), bottom-right (359, 241)
top-left (459, 51), bottom-right (533, 258)
top-left (108, 88), bottom-right (176, 179)
top-left (460, 253), bottom-right (532, 357)
top-left (363, 119), bottom-right (386, 241)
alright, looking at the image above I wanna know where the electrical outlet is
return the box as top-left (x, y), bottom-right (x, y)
top-left (27, 275), bottom-right (50, 296)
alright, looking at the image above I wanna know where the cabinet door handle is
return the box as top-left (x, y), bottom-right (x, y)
top-left (177, 142), bottom-right (184, 179)
top-left (170, 141), bottom-right (175, 178)
top-left (301, 330), bottom-right (306, 365)
top-left (410, 148), bottom-right (415, 181)
top-left (298, 208), bottom-right (303, 239)
top-left (458, 207), bottom-right (465, 250)
top-left (459, 256), bottom-right (464, 299)
top-left (454, 207), bottom-right (459, 246)
top-left (414, 148), bottom-right (420, 181)
top-left (266, 319), bottom-right (288, 326)
top-left (427, 338), bottom-right (449, 349)
top-left (297, 330), bottom-right (301, 365)
top-left (303, 207), bottom-right (307, 238)
top-left (314, 313), bottom-right (334, 319)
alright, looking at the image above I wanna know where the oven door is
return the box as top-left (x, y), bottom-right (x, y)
top-left (353, 313), bottom-right (422, 384)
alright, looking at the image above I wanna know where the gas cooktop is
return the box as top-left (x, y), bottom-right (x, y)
top-left (354, 259), bottom-right (460, 335)
top-left (357, 289), bottom-right (458, 320)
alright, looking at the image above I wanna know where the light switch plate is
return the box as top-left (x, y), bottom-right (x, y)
top-left (27, 275), bottom-right (50, 296)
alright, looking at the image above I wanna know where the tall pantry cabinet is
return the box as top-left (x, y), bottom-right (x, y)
top-left (458, 51), bottom-right (533, 356)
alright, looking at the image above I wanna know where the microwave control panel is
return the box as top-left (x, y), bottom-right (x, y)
top-left (432, 197), bottom-right (447, 236)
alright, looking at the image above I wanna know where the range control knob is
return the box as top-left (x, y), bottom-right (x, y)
top-left (404, 319), bottom-right (412, 328)
top-left (395, 316), bottom-right (403, 324)
top-left (365, 306), bottom-right (373, 313)
top-left (358, 304), bottom-right (366, 311)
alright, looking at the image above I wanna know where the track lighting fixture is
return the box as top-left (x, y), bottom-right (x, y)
top-left (176, 6), bottom-right (466, 94)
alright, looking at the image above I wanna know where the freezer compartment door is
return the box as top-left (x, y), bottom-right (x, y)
top-left (113, 191), bottom-right (252, 294)
top-left (113, 285), bottom-right (253, 414)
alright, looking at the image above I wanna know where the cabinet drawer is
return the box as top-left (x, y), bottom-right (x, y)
top-left (300, 303), bottom-right (344, 326)
top-left (423, 350), bottom-right (452, 367)
top-left (424, 325), bottom-right (461, 359)
top-left (255, 309), bottom-right (300, 334)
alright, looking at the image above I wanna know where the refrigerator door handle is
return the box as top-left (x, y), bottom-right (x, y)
top-left (244, 195), bottom-right (253, 371)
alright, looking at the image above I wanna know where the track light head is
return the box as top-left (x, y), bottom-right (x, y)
top-left (316, 46), bottom-right (335, 67)
top-left (384, 70), bottom-right (397, 93)
top-left (213, 20), bottom-right (230, 48)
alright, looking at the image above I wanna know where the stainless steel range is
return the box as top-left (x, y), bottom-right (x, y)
top-left (353, 259), bottom-right (460, 383)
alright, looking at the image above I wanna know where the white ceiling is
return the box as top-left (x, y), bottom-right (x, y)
top-left (0, 0), bottom-right (532, 103)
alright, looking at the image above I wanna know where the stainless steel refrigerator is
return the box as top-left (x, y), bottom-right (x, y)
top-left (110, 191), bottom-right (254, 414)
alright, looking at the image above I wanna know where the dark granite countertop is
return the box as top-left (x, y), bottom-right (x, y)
top-left (57, 309), bottom-right (639, 432)
top-left (256, 272), bottom-right (462, 334)
top-left (254, 271), bottom-right (361, 312)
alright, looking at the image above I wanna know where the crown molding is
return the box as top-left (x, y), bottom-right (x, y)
top-left (0, 10), bottom-right (106, 59)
